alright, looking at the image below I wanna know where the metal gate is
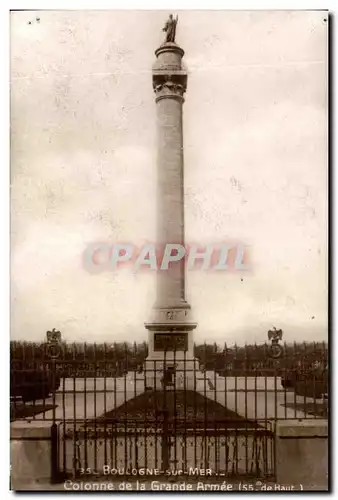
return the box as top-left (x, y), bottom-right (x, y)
top-left (58, 418), bottom-right (275, 480)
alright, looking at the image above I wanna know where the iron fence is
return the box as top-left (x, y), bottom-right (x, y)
top-left (10, 341), bottom-right (328, 482)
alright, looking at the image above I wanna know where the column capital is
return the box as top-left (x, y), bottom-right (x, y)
top-left (153, 78), bottom-right (186, 102)
top-left (152, 42), bottom-right (187, 102)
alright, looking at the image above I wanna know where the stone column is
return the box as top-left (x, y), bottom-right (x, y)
top-left (144, 42), bottom-right (198, 383)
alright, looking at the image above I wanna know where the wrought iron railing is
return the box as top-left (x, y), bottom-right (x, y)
top-left (10, 340), bottom-right (328, 420)
top-left (10, 340), bottom-right (328, 481)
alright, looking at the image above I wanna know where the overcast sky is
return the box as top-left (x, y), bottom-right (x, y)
top-left (10, 10), bottom-right (328, 344)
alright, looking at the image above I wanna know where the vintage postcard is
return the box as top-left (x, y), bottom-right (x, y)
top-left (10, 10), bottom-right (328, 492)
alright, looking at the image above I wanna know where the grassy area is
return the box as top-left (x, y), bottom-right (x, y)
top-left (98, 390), bottom-right (261, 429)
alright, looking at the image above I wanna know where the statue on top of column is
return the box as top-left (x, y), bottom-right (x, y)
top-left (162, 14), bottom-right (178, 43)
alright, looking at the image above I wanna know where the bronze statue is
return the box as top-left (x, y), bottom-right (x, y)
top-left (162, 14), bottom-right (178, 43)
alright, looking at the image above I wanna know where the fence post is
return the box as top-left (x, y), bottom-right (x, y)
top-left (161, 409), bottom-right (169, 472)
top-left (50, 423), bottom-right (58, 483)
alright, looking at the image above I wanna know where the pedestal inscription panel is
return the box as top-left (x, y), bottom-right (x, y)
top-left (154, 332), bottom-right (188, 351)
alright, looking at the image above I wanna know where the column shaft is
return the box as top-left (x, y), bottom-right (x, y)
top-left (156, 96), bottom-right (185, 307)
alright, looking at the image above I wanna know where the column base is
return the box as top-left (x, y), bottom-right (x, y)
top-left (144, 305), bottom-right (198, 390)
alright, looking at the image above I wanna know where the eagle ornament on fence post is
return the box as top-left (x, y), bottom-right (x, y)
top-left (46, 328), bottom-right (62, 359)
top-left (267, 327), bottom-right (283, 358)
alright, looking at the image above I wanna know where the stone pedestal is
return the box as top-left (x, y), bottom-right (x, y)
top-left (275, 420), bottom-right (328, 490)
top-left (11, 423), bottom-right (55, 489)
top-left (144, 317), bottom-right (199, 388)
top-left (144, 42), bottom-right (198, 383)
